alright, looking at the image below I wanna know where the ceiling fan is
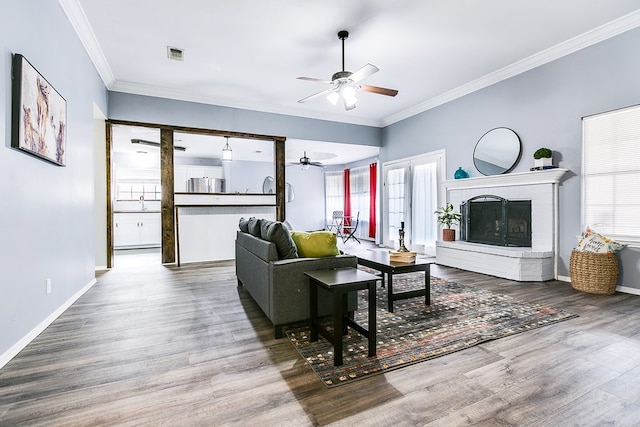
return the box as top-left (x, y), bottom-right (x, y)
top-left (297, 30), bottom-right (398, 110)
top-left (289, 151), bottom-right (323, 169)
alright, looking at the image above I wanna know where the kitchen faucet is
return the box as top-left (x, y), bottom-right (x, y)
top-left (139, 195), bottom-right (146, 211)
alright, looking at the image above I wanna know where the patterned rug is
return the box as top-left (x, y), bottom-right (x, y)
top-left (285, 274), bottom-right (578, 387)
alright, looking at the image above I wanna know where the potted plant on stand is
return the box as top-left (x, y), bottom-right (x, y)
top-left (533, 147), bottom-right (553, 168)
top-left (435, 203), bottom-right (462, 242)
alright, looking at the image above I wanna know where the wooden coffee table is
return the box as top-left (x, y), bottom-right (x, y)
top-left (353, 250), bottom-right (435, 312)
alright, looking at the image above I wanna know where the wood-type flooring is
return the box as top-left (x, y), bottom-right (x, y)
top-left (2, 252), bottom-right (640, 426)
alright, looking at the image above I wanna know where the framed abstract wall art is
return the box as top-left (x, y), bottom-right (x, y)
top-left (11, 53), bottom-right (67, 166)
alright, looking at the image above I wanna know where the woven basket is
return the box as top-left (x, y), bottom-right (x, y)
top-left (569, 250), bottom-right (619, 295)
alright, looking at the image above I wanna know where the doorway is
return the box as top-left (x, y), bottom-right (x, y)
top-left (383, 150), bottom-right (446, 255)
top-left (111, 125), bottom-right (162, 267)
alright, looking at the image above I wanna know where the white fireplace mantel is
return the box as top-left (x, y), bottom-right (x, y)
top-left (443, 168), bottom-right (569, 191)
top-left (437, 168), bottom-right (569, 281)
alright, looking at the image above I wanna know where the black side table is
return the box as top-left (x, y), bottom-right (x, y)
top-left (305, 268), bottom-right (379, 366)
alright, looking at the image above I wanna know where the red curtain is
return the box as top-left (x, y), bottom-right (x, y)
top-left (343, 169), bottom-right (351, 229)
top-left (368, 162), bottom-right (377, 238)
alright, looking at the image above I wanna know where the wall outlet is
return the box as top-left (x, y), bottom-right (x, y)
top-left (46, 278), bottom-right (52, 295)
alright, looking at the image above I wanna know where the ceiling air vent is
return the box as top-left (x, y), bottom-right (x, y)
top-left (167, 46), bottom-right (184, 61)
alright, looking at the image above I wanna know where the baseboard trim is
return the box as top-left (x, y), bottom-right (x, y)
top-left (616, 286), bottom-right (640, 296)
top-left (0, 277), bottom-right (98, 370)
top-left (558, 274), bottom-right (640, 295)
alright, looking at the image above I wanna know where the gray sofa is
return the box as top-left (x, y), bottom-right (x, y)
top-left (235, 221), bottom-right (358, 338)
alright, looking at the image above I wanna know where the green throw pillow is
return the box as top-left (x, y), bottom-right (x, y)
top-left (290, 231), bottom-right (340, 258)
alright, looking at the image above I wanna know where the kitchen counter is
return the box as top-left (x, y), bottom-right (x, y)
top-left (113, 210), bottom-right (161, 213)
top-left (174, 193), bottom-right (275, 207)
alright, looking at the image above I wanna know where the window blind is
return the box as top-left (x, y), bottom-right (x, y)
top-left (583, 104), bottom-right (640, 244)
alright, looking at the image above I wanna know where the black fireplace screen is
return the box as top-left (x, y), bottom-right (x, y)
top-left (460, 195), bottom-right (531, 247)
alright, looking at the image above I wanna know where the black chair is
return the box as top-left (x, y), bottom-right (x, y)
top-left (342, 212), bottom-right (360, 244)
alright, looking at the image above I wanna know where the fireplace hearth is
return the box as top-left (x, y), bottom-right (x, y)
top-left (460, 195), bottom-right (531, 247)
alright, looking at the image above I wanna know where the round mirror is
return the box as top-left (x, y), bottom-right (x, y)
top-left (473, 127), bottom-right (521, 175)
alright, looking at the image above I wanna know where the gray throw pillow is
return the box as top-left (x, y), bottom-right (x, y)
top-left (260, 220), bottom-right (298, 259)
top-left (247, 218), bottom-right (262, 237)
top-left (239, 217), bottom-right (250, 233)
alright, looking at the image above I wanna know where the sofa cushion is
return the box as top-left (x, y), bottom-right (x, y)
top-left (260, 220), bottom-right (298, 259)
top-left (290, 231), bottom-right (340, 258)
top-left (247, 218), bottom-right (262, 237)
top-left (239, 217), bottom-right (250, 233)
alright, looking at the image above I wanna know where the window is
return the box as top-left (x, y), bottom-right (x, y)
top-left (583, 104), bottom-right (640, 244)
top-left (324, 171), bottom-right (344, 226)
top-left (385, 165), bottom-right (407, 247)
top-left (117, 182), bottom-right (162, 201)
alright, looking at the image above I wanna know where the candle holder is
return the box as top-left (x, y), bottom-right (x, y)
top-left (398, 222), bottom-right (409, 252)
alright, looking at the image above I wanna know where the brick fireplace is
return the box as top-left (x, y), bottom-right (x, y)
top-left (437, 169), bottom-right (568, 281)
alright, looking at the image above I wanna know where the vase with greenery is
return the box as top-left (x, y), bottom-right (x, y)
top-left (534, 147), bottom-right (553, 167)
top-left (435, 203), bottom-right (462, 241)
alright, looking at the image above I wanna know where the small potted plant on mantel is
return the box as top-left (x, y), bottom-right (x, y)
top-left (435, 203), bottom-right (462, 242)
top-left (533, 147), bottom-right (553, 168)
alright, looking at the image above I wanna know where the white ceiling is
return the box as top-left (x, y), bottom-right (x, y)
top-left (63, 0), bottom-right (640, 128)
top-left (65, 0), bottom-right (640, 164)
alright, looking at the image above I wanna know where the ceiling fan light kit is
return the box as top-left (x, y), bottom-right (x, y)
top-left (297, 30), bottom-right (398, 111)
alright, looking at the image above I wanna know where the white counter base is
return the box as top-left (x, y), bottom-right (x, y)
top-left (176, 206), bottom-right (275, 264)
top-left (436, 241), bottom-right (554, 282)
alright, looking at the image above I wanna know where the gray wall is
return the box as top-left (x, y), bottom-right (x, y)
top-left (381, 27), bottom-right (640, 289)
top-left (1, 0), bottom-right (107, 360)
top-left (108, 92), bottom-right (382, 147)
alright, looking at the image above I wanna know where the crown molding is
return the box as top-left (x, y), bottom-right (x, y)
top-left (60, 0), bottom-right (640, 129)
top-left (58, 0), bottom-right (114, 86)
top-left (382, 9), bottom-right (640, 127)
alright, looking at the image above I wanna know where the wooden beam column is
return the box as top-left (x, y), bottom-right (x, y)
top-left (274, 137), bottom-right (286, 222)
top-left (160, 128), bottom-right (176, 264)
top-left (105, 121), bottom-right (114, 269)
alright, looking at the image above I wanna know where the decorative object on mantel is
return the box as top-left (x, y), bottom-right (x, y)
top-left (473, 127), bottom-right (521, 176)
top-left (533, 147), bottom-right (553, 168)
top-left (569, 227), bottom-right (626, 294)
top-left (454, 167), bottom-right (469, 179)
top-left (285, 274), bottom-right (577, 387)
top-left (435, 203), bottom-right (462, 241)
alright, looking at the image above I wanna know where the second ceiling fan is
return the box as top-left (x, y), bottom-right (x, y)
top-left (297, 30), bottom-right (398, 110)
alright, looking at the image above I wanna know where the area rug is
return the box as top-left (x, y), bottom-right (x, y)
top-left (285, 274), bottom-right (578, 387)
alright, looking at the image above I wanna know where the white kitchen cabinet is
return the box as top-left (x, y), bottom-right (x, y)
top-left (114, 212), bottom-right (161, 248)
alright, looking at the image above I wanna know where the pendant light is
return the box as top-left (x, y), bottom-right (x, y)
top-left (222, 136), bottom-right (232, 162)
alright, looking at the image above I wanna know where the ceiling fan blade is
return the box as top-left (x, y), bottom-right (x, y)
top-left (349, 63), bottom-right (379, 83)
top-left (297, 76), bottom-right (332, 84)
top-left (360, 84), bottom-right (399, 97)
top-left (297, 87), bottom-right (337, 103)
